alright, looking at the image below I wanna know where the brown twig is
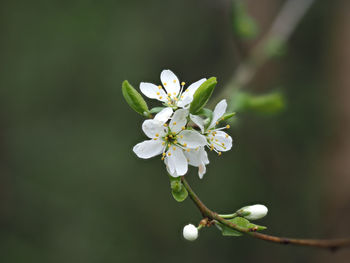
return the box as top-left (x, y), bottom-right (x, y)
top-left (181, 176), bottom-right (350, 250)
top-left (211, 0), bottom-right (315, 105)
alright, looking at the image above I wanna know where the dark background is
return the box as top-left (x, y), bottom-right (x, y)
top-left (1, 0), bottom-right (350, 262)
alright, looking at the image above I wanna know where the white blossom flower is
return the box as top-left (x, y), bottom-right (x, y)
top-left (140, 69), bottom-right (206, 109)
top-left (239, 204), bottom-right (268, 220)
top-left (183, 224), bottom-right (198, 241)
top-left (190, 99), bottom-right (233, 155)
top-left (133, 108), bottom-right (207, 177)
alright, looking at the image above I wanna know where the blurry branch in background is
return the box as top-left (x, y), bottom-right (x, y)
top-left (212, 0), bottom-right (315, 108)
top-left (181, 177), bottom-right (350, 250)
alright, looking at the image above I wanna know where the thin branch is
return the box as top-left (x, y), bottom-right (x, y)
top-left (212, 0), bottom-right (315, 104)
top-left (181, 176), bottom-right (350, 251)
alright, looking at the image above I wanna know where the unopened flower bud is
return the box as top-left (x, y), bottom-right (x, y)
top-left (239, 204), bottom-right (268, 220)
top-left (183, 224), bottom-right (198, 241)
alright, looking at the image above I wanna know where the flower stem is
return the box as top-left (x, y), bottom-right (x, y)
top-left (180, 176), bottom-right (350, 250)
top-left (218, 212), bottom-right (238, 219)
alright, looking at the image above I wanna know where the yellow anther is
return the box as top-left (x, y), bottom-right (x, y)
top-left (180, 135), bottom-right (183, 138)
top-left (155, 133), bottom-right (159, 137)
top-left (174, 140), bottom-right (178, 144)
top-left (164, 82), bottom-right (167, 86)
top-left (161, 156), bottom-right (165, 160)
top-left (186, 148), bottom-right (190, 152)
top-left (226, 125), bottom-right (230, 129)
top-left (158, 85), bottom-right (162, 89)
top-left (181, 96), bottom-right (184, 99)
top-left (153, 138), bottom-right (158, 140)
top-left (173, 79), bottom-right (176, 83)
top-left (167, 93), bottom-right (171, 96)
top-left (183, 143), bottom-right (187, 147)
top-left (169, 134), bottom-right (173, 138)
top-left (162, 142), bottom-right (165, 146)
top-left (168, 152), bottom-right (171, 156)
top-left (216, 121), bottom-right (219, 125)
top-left (165, 136), bottom-right (168, 140)
top-left (174, 97), bottom-right (178, 101)
top-left (181, 82), bottom-right (185, 86)
top-left (222, 143), bottom-right (225, 146)
top-left (173, 122), bottom-right (177, 125)
top-left (168, 144), bottom-right (171, 148)
top-left (164, 123), bottom-right (168, 127)
top-left (215, 139), bottom-right (218, 142)
top-left (173, 92), bottom-right (176, 95)
top-left (218, 152), bottom-right (222, 156)
top-left (162, 152), bottom-right (166, 156)
top-left (173, 146), bottom-right (176, 150)
top-left (225, 134), bottom-right (229, 138)
top-left (181, 126), bottom-right (185, 130)
top-left (159, 96), bottom-right (163, 99)
top-left (156, 92), bottom-right (160, 95)
top-left (221, 117), bottom-right (224, 120)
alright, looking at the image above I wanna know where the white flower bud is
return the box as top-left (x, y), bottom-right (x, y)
top-left (183, 224), bottom-right (198, 241)
top-left (240, 204), bottom-right (268, 220)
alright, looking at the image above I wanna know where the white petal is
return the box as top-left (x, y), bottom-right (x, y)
top-left (209, 131), bottom-right (232, 152)
top-left (199, 146), bottom-right (209, 165)
top-left (169, 109), bottom-right (188, 133)
top-left (160, 69), bottom-right (180, 96)
top-left (133, 140), bottom-right (164, 159)
top-left (178, 130), bottom-right (207, 148)
top-left (164, 157), bottom-right (177, 177)
top-left (190, 114), bottom-right (205, 133)
top-left (209, 99), bottom-right (227, 129)
top-left (142, 119), bottom-right (166, 138)
top-left (140, 82), bottom-right (167, 102)
top-left (167, 146), bottom-right (188, 176)
top-left (154, 107), bottom-right (173, 123)
top-left (198, 163), bottom-right (206, 179)
top-left (177, 78), bottom-right (206, 107)
top-left (184, 148), bottom-right (202, 166)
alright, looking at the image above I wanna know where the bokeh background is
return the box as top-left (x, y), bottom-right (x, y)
top-left (1, 0), bottom-right (350, 262)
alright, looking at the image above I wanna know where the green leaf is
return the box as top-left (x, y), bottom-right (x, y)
top-left (149, 107), bottom-right (166, 114)
top-left (190, 77), bottom-right (217, 115)
top-left (232, 92), bottom-right (285, 115)
top-left (122, 80), bottom-right (149, 116)
top-left (216, 217), bottom-right (266, 237)
top-left (169, 176), bottom-right (188, 202)
top-left (171, 187), bottom-right (188, 202)
top-left (221, 112), bottom-right (236, 121)
top-left (232, 0), bottom-right (259, 39)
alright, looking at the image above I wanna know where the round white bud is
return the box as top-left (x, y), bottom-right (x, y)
top-left (241, 204), bottom-right (268, 220)
top-left (183, 224), bottom-right (198, 241)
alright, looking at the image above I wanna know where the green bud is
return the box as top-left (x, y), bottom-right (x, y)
top-left (190, 77), bottom-right (217, 115)
top-left (122, 80), bottom-right (149, 116)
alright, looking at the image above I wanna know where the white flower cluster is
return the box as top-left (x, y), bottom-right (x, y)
top-left (133, 70), bottom-right (233, 178)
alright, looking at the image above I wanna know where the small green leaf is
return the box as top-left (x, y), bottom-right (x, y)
top-left (232, 92), bottom-right (285, 115)
top-left (169, 176), bottom-right (188, 202)
top-left (122, 80), bottom-right (149, 116)
top-left (171, 187), bottom-right (188, 202)
top-left (149, 107), bottom-right (166, 114)
top-left (216, 217), bottom-right (266, 237)
top-left (190, 77), bottom-right (217, 115)
top-left (221, 112), bottom-right (236, 121)
top-left (216, 223), bottom-right (242, 237)
top-left (196, 108), bottom-right (213, 119)
top-left (232, 0), bottom-right (259, 39)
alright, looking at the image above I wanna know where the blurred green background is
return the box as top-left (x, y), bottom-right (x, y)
top-left (1, 0), bottom-right (350, 262)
